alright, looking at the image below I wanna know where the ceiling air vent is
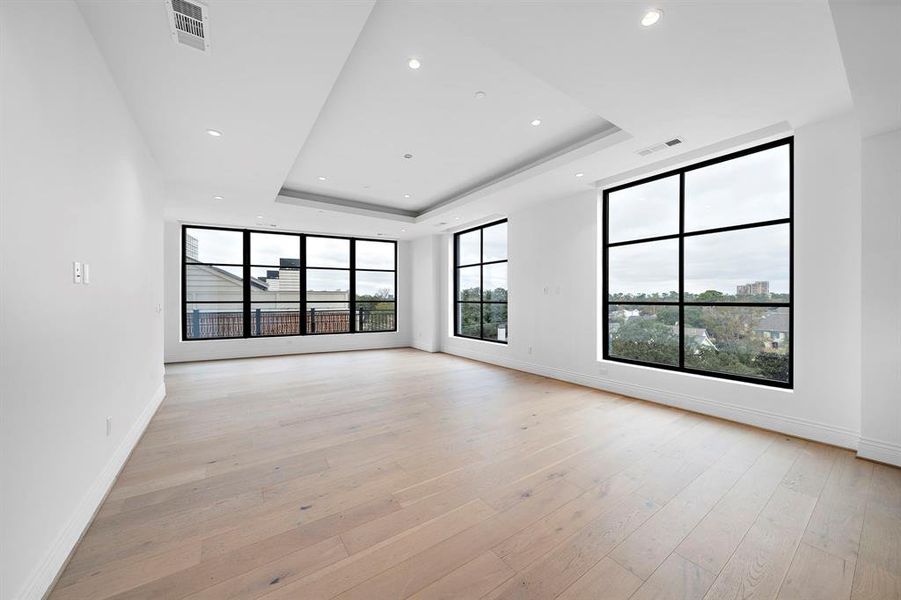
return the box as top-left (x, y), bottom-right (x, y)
top-left (165, 0), bottom-right (210, 52)
top-left (637, 137), bottom-right (684, 157)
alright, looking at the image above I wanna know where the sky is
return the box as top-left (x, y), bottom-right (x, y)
top-left (607, 145), bottom-right (790, 296)
top-left (608, 145), bottom-right (790, 242)
top-left (609, 224), bottom-right (789, 296)
top-left (458, 222), bottom-right (507, 264)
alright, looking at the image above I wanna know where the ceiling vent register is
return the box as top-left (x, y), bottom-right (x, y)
top-left (637, 137), bottom-right (684, 157)
top-left (166, 0), bottom-right (209, 52)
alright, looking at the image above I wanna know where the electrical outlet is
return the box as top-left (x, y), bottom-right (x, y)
top-left (106, 417), bottom-right (112, 437)
top-left (528, 346), bottom-right (533, 355)
top-left (73, 261), bottom-right (82, 284)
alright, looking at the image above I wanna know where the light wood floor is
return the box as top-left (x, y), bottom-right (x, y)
top-left (49, 349), bottom-right (900, 600)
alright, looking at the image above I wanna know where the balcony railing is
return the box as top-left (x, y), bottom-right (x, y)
top-left (186, 308), bottom-right (395, 338)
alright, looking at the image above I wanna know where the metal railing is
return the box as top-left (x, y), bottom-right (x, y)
top-left (187, 308), bottom-right (395, 338)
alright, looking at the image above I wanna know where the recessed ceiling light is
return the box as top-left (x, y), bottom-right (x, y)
top-left (206, 129), bottom-right (222, 137)
top-left (403, 153), bottom-right (413, 159)
top-left (575, 173), bottom-right (584, 178)
top-left (403, 194), bottom-right (411, 199)
top-left (317, 176), bottom-right (327, 181)
top-left (408, 58), bottom-right (421, 70)
top-left (641, 9), bottom-right (662, 26)
top-left (455, 216), bottom-right (461, 220)
top-left (401, 228), bottom-right (407, 232)
top-left (377, 233), bottom-right (385, 236)
top-left (213, 195), bottom-right (224, 200)
top-left (530, 119), bottom-right (542, 127)
top-left (256, 215), bottom-right (264, 219)
top-left (474, 91), bottom-right (487, 99)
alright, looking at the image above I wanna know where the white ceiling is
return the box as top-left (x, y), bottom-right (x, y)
top-left (830, 0), bottom-right (901, 138)
top-left (282, 1), bottom-right (614, 213)
top-left (77, 0), bottom-right (868, 241)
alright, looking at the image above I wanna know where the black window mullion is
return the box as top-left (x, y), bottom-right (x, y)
top-left (242, 230), bottom-right (251, 338)
top-left (678, 172), bottom-right (685, 369)
top-left (479, 227), bottom-right (484, 340)
top-left (300, 234), bottom-right (307, 336)
top-left (350, 239), bottom-right (357, 333)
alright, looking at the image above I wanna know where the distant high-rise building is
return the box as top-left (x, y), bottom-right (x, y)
top-left (737, 281), bottom-right (769, 296)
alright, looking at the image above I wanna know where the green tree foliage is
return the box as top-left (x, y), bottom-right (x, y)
top-left (609, 304), bottom-right (789, 383)
top-left (609, 318), bottom-right (679, 366)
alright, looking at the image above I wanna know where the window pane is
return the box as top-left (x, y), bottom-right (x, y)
top-left (307, 237), bottom-right (349, 267)
top-left (356, 303), bottom-right (395, 332)
top-left (457, 266), bottom-right (480, 301)
top-left (608, 175), bottom-right (679, 243)
top-left (185, 228), bottom-right (243, 264)
top-left (185, 303), bottom-right (243, 339)
top-left (250, 232), bottom-right (299, 266)
top-left (607, 304), bottom-right (680, 366)
top-left (356, 241), bottom-right (395, 270)
top-left (306, 270), bottom-right (349, 302)
top-left (483, 304), bottom-right (508, 341)
top-left (483, 263), bottom-right (507, 301)
top-left (608, 239), bottom-right (679, 301)
top-left (684, 224), bottom-right (789, 302)
top-left (185, 265), bottom-right (244, 302)
top-left (456, 303), bottom-right (481, 337)
top-left (250, 303), bottom-right (300, 336)
top-left (683, 306), bottom-right (789, 383)
top-left (685, 144), bottom-right (790, 231)
top-left (306, 303), bottom-right (350, 334)
top-left (250, 267), bottom-right (299, 301)
top-left (457, 230), bottom-right (480, 265)
top-left (356, 271), bottom-right (394, 300)
top-left (483, 222), bottom-right (507, 261)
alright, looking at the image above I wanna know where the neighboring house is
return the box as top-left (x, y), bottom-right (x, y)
top-left (186, 260), bottom-right (349, 309)
top-left (672, 325), bottom-right (717, 351)
top-left (755, 307), bottom-right (790, 351)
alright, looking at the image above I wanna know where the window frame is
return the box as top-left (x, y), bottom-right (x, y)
top-left (453, 218), bottom-right (508, 344)
top-left (182, 225), bottom-right (397, 341)
top-left (602, 137), bottom-right (793, 389)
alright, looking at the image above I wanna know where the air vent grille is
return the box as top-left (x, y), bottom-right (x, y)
top-left (166, 0), bottom-right (209, 52)
top-left (637, 137), bottom-right (684, 157)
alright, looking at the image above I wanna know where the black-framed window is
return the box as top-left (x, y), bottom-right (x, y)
top-left (603, 138), bottom-right (793, 388)
top-left (183, 225), bottom-right (396, 340)
top-left (454, 219), bottom-right (508, 343)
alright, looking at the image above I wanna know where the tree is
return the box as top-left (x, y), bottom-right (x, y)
top-left (609, 318), bottom-right (679, 366)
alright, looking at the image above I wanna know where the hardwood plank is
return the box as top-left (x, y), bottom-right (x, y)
top-left (406, 552), bottom-right (514, 600)
top-left (777, 542), bottom-right (854, 600)
top-left (555, 557), bottom-right (642, 600)
top-left (628, 553), bottom-right (716, 600)
top-left (702, 486), bottom-right (818, 600)
top-left (490, 492), bottom-right (659, 600)
top-left (675, 436), bottom-right (803, 575)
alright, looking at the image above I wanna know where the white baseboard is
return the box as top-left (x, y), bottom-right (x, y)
top-left (857, 437), bottom-right (901, 467)
top-left (411, 341), bottom-right (440, 353)
top-left (443, 346), bottom-right (861, 451)
top-left (18, 381), bottom-right (166, 600)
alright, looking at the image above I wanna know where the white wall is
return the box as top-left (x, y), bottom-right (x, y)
top-left (163, 221), bottom-right (412, 362)
top-left (0, 2), bottom-right (166, 599)
top-left (411, 235), bottom-right (441, 352)
top-left (436, 112), bottom-right (864, 451)
top-left (859, 128), bottom-right (901, 465)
